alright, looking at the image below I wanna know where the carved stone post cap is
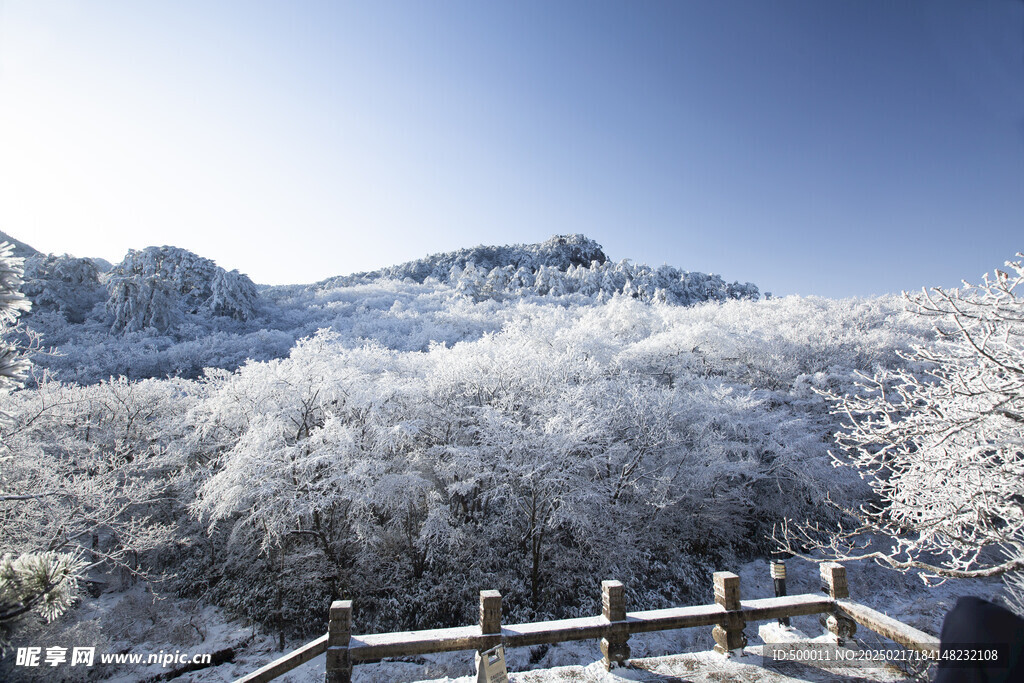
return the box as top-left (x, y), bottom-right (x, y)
top-left (330, 600), bottom-right (353, 613)
top-left (819, 562), bottom-right (849, 599)
top-left (713, 572), bottom-right (741, 610)
top-left (712, 571), bottom-right (740, 585)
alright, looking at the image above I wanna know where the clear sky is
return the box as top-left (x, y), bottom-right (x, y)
top-left (1, 0), bottom-right (1021, 297)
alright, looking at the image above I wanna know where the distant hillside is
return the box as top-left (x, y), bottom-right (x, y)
top-left (0, 230), bottom-right (41, 259)
top-left (13, 232), bottom-right (760, 383)
top-left (311, 233), bottom-right (758, 304)
top-left (318, 234), bottom-right (608, 288)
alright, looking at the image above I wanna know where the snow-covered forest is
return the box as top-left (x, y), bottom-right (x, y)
top-left (2, 233), bottom-right (1019, 681)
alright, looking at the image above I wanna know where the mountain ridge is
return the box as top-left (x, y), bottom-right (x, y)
top-left (13, 232), bottom-right (760, 384)
top-left (314, 234), bottom-right (609, 288)
top-left (0, 230), bottom-right (41, 259)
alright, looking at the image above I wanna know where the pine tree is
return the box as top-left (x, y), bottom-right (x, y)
top-left (0, 244), bottom-right (30, 391)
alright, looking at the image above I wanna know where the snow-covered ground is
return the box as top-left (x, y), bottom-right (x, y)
top-left (82, 555), bottom-right (1001, 683)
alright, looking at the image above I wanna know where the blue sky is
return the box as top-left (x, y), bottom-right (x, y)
top-left (1, 0), bottom-right (1021, 297)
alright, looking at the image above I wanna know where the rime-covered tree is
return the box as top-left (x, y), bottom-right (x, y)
top-left (782, 254), bottom-right (1024, 593)
top-left (0, 244), bottom-right (30, 391)
top-left (106, 246), bottom-right (259, 333)
top-left (21, 254), bottom-right (106, 324)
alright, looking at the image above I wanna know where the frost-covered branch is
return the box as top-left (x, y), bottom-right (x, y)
top-left (785, 254), bottom-right (1024, 582)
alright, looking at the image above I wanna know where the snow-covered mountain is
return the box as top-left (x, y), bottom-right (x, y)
top-left (317, 234), bottom-right (609, 287)
top-left (13, 233), bottom-right (759, 383)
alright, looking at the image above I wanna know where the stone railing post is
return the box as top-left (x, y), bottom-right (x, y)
top-left (600, 580), bottom-right (630, 669)
top-left (820, 562), bottom-right (856, 644)
top-left (476, 590), bottom-right (504, 682)
top-left (479, 590), bottom-right (502, 638)
top-left (325, 600), bottom-right (352, 683)
top-left (712, 571), bottom-right (747, 655)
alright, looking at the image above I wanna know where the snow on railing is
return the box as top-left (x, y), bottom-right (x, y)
top-left (234, 562), bottom-right (940, 683)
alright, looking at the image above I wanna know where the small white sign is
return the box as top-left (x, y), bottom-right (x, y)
top-left (476, 644), bottom-right (509, 683)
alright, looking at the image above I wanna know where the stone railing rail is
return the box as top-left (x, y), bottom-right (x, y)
top-left (234, 561), bottom-right (940, 683)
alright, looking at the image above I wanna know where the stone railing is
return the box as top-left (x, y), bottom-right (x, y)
top-left (235, 561), bottom-right (940, 683)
